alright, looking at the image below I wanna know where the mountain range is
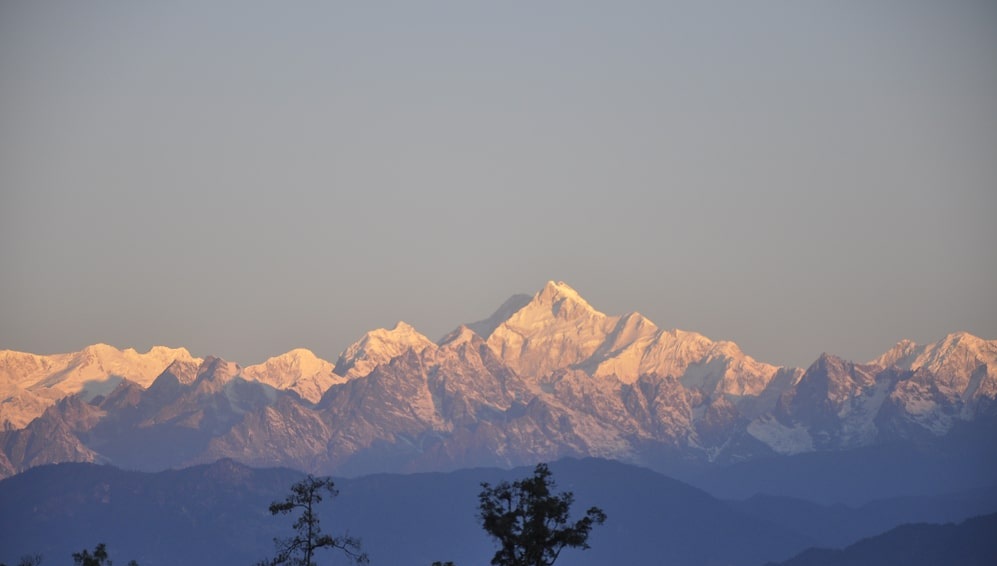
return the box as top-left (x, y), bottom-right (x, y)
top-left (2, 281), bottom-right (995, 500)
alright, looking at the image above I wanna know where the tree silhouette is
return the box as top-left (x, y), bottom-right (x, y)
top-left (259, 475), bottom-right (367, 566)
top-left (0, 554), bottom-right (42, 566)
top-left (71, 543), bottom-right (137, 566)
top-left (478, 463), bottom-right (606, 566)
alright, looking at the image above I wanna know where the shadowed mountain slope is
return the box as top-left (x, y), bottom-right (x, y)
top-left (768, 512), bottom-right (997, 566)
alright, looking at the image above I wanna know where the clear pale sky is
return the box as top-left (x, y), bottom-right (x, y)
top-left (2, 1), bottom-right (995, 369)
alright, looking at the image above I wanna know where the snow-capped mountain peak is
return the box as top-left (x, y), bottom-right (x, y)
top-left (438, 325), bottom-right (482, 349)
top-left (334, 321), bottom-right (436, 380)
top-left (0, 344), bottom-right (200, 398)
top-left (0, 344), bottom-right (202, 429)
top-left (241, 349), bottom-right (343, 403)
top-left (871, 339), bottom-right (920, 368)
top-left (535, 280), bottom-right (598, 316)
top-left (465, 294), bottom-right (532, 340)
top-left (486, 281), bottom-right (618, 378)
top-left (868, 332), bottom-right (996, 393)
top-left (476, 281), bottom-right (783, 396)
top-left (245, 348), bottom-right (326, 375)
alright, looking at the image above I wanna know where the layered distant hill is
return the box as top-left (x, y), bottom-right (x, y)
top-left (769, 512), bottom-right (997, 566)
top-left (5, 458), bottom-right (808, 566)
top-left (2, 281), bottom-right (995, 500)
top-left (2, 458), bottom-right (994, 566)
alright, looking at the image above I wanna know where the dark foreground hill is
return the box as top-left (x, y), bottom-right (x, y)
top-left (1, 458), bottom-right (811, 566)
top-left (1, 457), bottom-right (995, 566)
top-left (768, 512), bottom-right (997, 566)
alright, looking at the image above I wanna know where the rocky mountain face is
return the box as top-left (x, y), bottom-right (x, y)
top-left (1, 281), bottom-right (995, 481)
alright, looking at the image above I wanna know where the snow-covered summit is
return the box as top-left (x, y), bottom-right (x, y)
top-left (1, 344), bottom-right (198, 393)
top-left (869, 332), bottom-right (997, 395)
top-left (241, 349), bottom-right (343, 403)
top-left (871, 339), bottom-right (921, 369)
top-left (0, 344), bottom-right (201, 429)
top-left (479, 281), bottom-right (780, 395)
top-left (438, 325), bottom-right (483, 349)
top-left (243, 349), bottom-right (330, 383)
top-left (537, 280), bottom-right (597, 312)
top-left (486, 281), bottom-right (619, 378)
top-left (334, 321), bottom-right (436, 380)
top-left (877, 333), bottom-right (997, 427)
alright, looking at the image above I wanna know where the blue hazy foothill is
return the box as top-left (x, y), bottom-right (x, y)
top-left (1, 457), bottom-right (995, 566)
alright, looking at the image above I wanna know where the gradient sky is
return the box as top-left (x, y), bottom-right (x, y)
top-left (2, 1), bottom-right (995, 369)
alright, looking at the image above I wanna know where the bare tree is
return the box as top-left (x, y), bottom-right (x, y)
top-left (259, 475), bottom-right (367, 566)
